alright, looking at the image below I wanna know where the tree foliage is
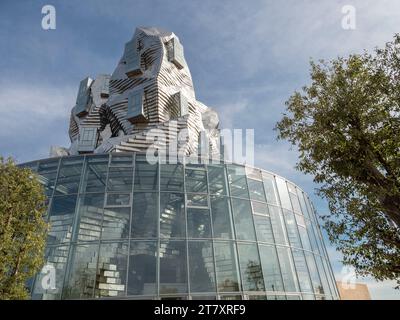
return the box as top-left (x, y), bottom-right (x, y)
top-left (276, 35), bottom-right (400, 287)
top-left (0, 157), bottom-right (48, 299)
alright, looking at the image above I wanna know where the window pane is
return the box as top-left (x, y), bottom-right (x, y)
top-left (207, 165), bottom-right (227, 195)
top-left (275, 177), bottom-right (292, 210)
top-left (231, 198), bottom-right (256, 241)
top-left (214, 241), bottom-right (241, 292)
top-left (54, 157), bottom-right (83, 195)
top-left (259, 245), bottom-right (284, 292)
top-left (38, 159), bottom-right (59, 196)
top-left (247, 179), bottom-right (266, 202)
top-left (188, 241), bottom-right (216, 293)
top-left (102, 207), bottom-right (130, 240)
top-left (210, 195), bottom-right (234, 239)
top-left (254, 215), bottom-right (274, 243)
top-left (62, 244), bottom-right (99, 299)
top-left (110, 154), bottom-right (133, 166)
top-left (131, 192), bottom-right (158, 238)
top-left (276, 247), bottom-right (298, 292)
top-left (289, 192), bottom-right (302, 214)
top-left (297, 189), bottom-right (309, 218)
top-left (305, 252), bottom-right (324, 295)
top-left (106, 193), bottom-right (131, 206)
top-left (298, 225), bottom-right (312, 251)
top-left (82, 156), bottom-right (108, 193)
top-left (227, 165), bottom-right (249, 198)
top-left (262, 173), bottom-right (278, 205)
top-left (48, 195), bottom-right (77, 244)
top-left (292, 249), bottom-right (313, 293)
top-left (128, 241), bottom-right (157, 295)
top-left (268, 206), bottom-right (288, 245)
top-left (96, 242), bottom-right (128, 298)
top-left (160, 193), bottom-right (185, 238)
top-left (185, 168), bottom-right (208, 193)
top-left (186, 193), bottom-right (208, 208)
top-left (160, 164), bottom-right (184, 192)
top-left (237, 243), bottom-right (265, 291)
top-left (187, 208), bottom-right (212, 238)
top-left (107, 167), bottom-right (133, 191)
top-left (159, 240), bottom-right (187, 294)
top-left (76, 193), bottom-right (104, 242)
top-left (315, 255), bottom-right (331, 296)
top-left (251, 201), bottom-right (268, 215)
top-left (134, 158), bottom-right (158, 191)
top-left (284, 210), bottom-right (302, 248)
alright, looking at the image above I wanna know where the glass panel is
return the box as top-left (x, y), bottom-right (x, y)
top-left (185, 168), bottom-right (208, 193)
top-left (237, 243), bottom-right (265, 291)
top-left (231, 198), bottom-right (256, 241)
top-left (262, 173), bottom-right (278, 205)
top-left (306, 220), bottom-right (319, 254)
top-left (259, 245), bottom-right (284, 292)
top-left (76, 193), bottom-right (104, 242)
top-left (247, 179), bottom-right (266, 202)
top-left (54, 157), bottom-right (83, 195)
top-left (297, 189), bottom-right (310, 219)
top-left (305, 252), bottom-right (324, 295)
top-left (268, 206), bottom-right (287, 245)
top-left (134, 158), bottom-right (158, 191)
top-left (267, 295), bottom-right (286, 300)
top-left (210, 195), bottom-right (234, 239)
top-left (220, 295), bottom-right (242, 300)
top-left (101, 207), bottom-right (130, 240)
top-left (32, 245), bottom-right (69, 299)
top-left (298, 225), bottom-right (312, 251)
top-left (292, 249), bottom-right (313, 293)
top-left (187, 208), bottom-right (212, 238)
top-left (160, 164), bottom-right (184, 192)
top-left (276, 247), bottom-right (298, 292)
top-left (251, 201), bottom-right (268, 215)
top-left (159, 240), bottom-right (187, 294)
top-left (131, 192), bottom-right (158, 239)
top-left (284, 210), bottom-right (302, 248)
top-left (107, 167), bottom-right (133, 191)
top-left (275, 177), bottom-right (292, 210)
top-left (214, 241), bottom-right (241, 292)
top-left (48, 195), bottom-right (77, 244)
top-left (106, 193), bottom-right (131, 206)
top-left (245, 167), bottom-right (262, 181)
top-left (186, 193), bottom-right (208, 208)
top-left (254, 215), bottom-right (274, 243)
top-left (82, 156), bottom-right (108, 193)
top-left (188, 241), bottom-right (216, 293)
top-left (62, 244), bottom-right (99, 299)
top-left (227, 165), bottom-right (249, 198)
top-left (302, 294), bottom-right (315, 300)
top-left (37, 159), bottom-right (59, 196)
top-left (128, 241), bottom-right (157, 295)
top-left (96, 242), bottom-right (128, 298)
top-left (315, 256), bottom-right (332, 296)
top-left (248, 295), bottom-right (267, 300)
top-left (191, 295), bottom-right (216, 300)
top-left (207, 165), bottom-right (227, 195)
top-left (286, 295), bottom-right (301, 300)
top-left (110, 154), bottom-right (133, 166)
top-left (160, 193), bottom-right (185, 238)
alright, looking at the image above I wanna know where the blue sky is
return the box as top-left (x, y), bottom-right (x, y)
top-left (0, 0), bottom-right (399, 299)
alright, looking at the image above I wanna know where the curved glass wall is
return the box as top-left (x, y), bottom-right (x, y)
top-left (20, 153), bottom-right (339, 300)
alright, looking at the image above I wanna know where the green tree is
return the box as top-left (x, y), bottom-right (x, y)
top-left (276, 35), bottom-right (400, 287)
top-left (0, 157), bottom-right (48, 299)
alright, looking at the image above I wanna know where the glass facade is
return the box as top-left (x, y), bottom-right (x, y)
top-left (21, 153), bottom-right (338, 300)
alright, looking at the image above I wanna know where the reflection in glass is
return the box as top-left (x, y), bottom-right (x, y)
top-left (63, 244), bottom-right (99, 299)
top-left (187, 208), bottom-right (212, 238)
top-left (37, 159), bottom-right (59, 196)
top-left (237, 243), bottom-right (265, 291)
top-left (292, 249), bottom-right (313, 293)
top-left (48, 195), bottom-right (77, 244)
top-left (107, 167), bottom-right (133, 191)
top-left (106, 193), bottom-right (131, 206)
top-left (227, 165), bottom-right (249, 198)
top-left (262, 173), bottom-right (278, 205)
top-left (134, 158), bottom-right (158, 191)
top-left (185, 168), bottom-right (208, 193)
top-left (102, 207), bottom-right (130, 239)
top-left (207, 165), bottom-right (227, 195)
top-left (276, 247), bottom-right (298, 292)
top-left (210, 196), bottom-right (234, 239)
top-left (275, 177), bottom-right (292, 210)
top-left (251, 201), bottom-right (268, 215)
top-left (231, 198), bottom-right (256, 241)
top-left (110, 154), bottom-right (133, 166)
top-left (160, 193), bottom-right (185, 238)
top-left (131, 192), bottom-right (157, 238)
top-left (284, 210), bottom-right (302, 248)
top-left (82, 156), bottom-right (108, 193)
top-left (254, 215), bottom-right (274, 243)
top-left (188, 241), bottom-right (216, 293)
top-left (305, 252), bottom-right (324, 294)
top-left (76, 193), bottom-right (104, 241)
top-left (54, 157), bottom-right (83, 195)
top-left (160, 163), bottom-right (184, 191)
top-left (159, 240), bottom-right (187, 294)
top-left (259, 245), bottom-right (284, 292)
top-left (186, 193), bottom-right (208, 208)
top-left (247, 178), bottom-right (266, 202)
top-left (128, 241), bottom-right (157, 295)
top-left (96, 242), bottom-right (128, 297)
top-left (268, 206), bottom-right (287, 245)
top-left (214, 241), bottom-right (240, 292)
